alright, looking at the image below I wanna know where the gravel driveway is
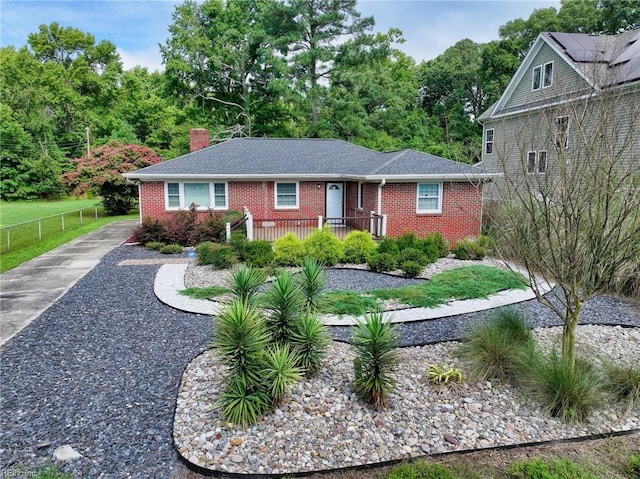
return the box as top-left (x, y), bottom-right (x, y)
top-left (1, 245), bottom-right (638, 478)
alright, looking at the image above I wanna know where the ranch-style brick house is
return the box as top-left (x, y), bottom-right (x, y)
top-left (123, 130), bottom-right (492, 244)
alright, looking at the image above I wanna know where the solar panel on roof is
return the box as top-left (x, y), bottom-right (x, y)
top-left (549, 32), bottom-right (609, 62)
top-left (611, 37), bottom-right (640, 65)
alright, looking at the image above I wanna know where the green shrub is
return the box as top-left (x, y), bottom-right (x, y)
top-left (196, 241), bottom-right (237, 269)
top-left (601, 359), bottom-right (640, 411)
top-left (298, 257), bottom-right (327, 312)
top-left (217, 374), bottom-right (270, 427)
top-left (628, 453), bottom-right (640, 475)
top-left (273, 232), bottom-right (305, 266)
top-left (303, 226), bottom-right (343, 266)
top-left (459, 309), bottom-right (534, 382)
top-left (507, 457), bottom-right (597, 479)
top-left (159, 243), bottom-right (183, 254)
top-left (229, 232), bottom-right (249, 260)
top-left (377, 236), bottom-right (400, 257)
top-left (453, 237), bottom-right (487, 260)
top-left (397, 232), bottom-right (419, 251)
top-left (416, 239), bottom-right (440, 264)
top-left (476, 234), bottom-right (495, 253)
top-left (243, 240), bottom-right (274, 268)
top-left (401, 260), bottom-right (423, 278)
top-left (367, 252), bottom-right (398, 273)
top-left (520, 352), bottom-right (604, 422)
top-left (262, 344), bottom-right (303, 403)
top-left (145, 241), bottom-right (165, 251)
top-left (227, 265), bottom-right (265, 305)
top-left (133, 217), bottom-right (169, 244)
top-left (388, 460), bottom-right (457, 479)
top-left (400, 247), bottom-right (428, 267)
top-left (290, 314), bottom-right (330, 377)
top-left (353, 310), bottom-right (399, 409)
top-left (262, 270), bottom-right (304, 345)
top-left (342, 230), bottom-right (378, 264)
top-left (424, 232), bottom-right (450, 258)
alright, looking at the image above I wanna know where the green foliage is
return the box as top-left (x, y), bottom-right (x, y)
top-left (144, 241), bottom-right (165, 251)
top-left (34, 466), bottom-right (74, 479)
top-left (217, 374), bottom-right (270, 427)
top-left (297, 257), bottom-right (327, 312)
top-left (290, 314), bottom-right (330, 377)
top-left (628, 454), bottom-right (640, 475)
top-left (400, 247), bottom-right (428, 267)
top-left (424, 232), bottom-right (450, 257)
top-left (322, 291), bottom-right (379, 316)
top-left (242, 240), bottom-right (274, 268)
top-left (262, 344), bottom-right (303, 403)
top-left (601, 360), bottom-right (640, 412)
top-left (229, 232), bottom-right (249, 260)
top-left (227, 265), bottom-right (265, 305)
top-left (303, 226), bottom-right (344, 266)
top-left (520, 352), bottom-right (604, 423)
top-left (159, 243), bottom-right (183, 254)
top-left (458, 308), bottom-right (534, 382)
top-left (400, 260), bottom-right (423, 278)
top-left (397, 232), bottom-right (419, 251)
top-left (507, 457), bottom-right (597, 479)
top-left (453, 237), bottom-right (488, 260)
top-left (342, 230), bottom-right (378, 264)
top-left (179, 285), bottom-right (229, 299)
top-left (367, 252), bottom-right (398, 273)
top-left (377, 236), bottom-right (400, 257)
top-left (388, 460), bottom-right (457, 479)
top-left (262, 270), bottom-right (304, 345)
top-left (195, 241), bottom-right (237, 269)
top-left (353, 310), bottom-right (399, 409)
top-left (274, 232), bottom-right (305, 266)
top-left (426, 364), bottom-right (464, 385)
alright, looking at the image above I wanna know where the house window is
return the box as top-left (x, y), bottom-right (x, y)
top-left (543, 62), bottom-right (553, 87)
top-left (275, 182), bottom-right (299, 209)
top-left (165, 182), bottom-right (228, 210)
top-left (416, 183), bottom-right (442, 214)
top-left (538, 151), bottom-right (547, 174)
top-left (357, 182), bottom-right (364, 210)
top-left (485, 128), bottom-right (494, 154)
top-left (532, 65), bottom-right (542, 91)
top-left (527, 151), bottom-right (537, 174)
top-left (555, 116), bottom-right (569, 148)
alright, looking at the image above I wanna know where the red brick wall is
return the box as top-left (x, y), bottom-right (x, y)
top-left (382, 182), bottom-right (483, 244)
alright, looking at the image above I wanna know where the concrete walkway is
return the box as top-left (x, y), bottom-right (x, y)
top-left (0, 220), bottom-right (138, 347)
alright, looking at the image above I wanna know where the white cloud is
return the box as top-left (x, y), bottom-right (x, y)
top-left (117, 46), bottom-right (164, 72)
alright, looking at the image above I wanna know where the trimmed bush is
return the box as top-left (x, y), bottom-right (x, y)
top-left (396, 232), bottom-right (419, 251)
top-left (367, 252), bottom-right (397, 273)
top-left (243, 240), bottom-right (274, 268)
top-left (164, 208), bottom-right (198, 246)
top-left (196, 242), bottom-right (237, 269)
top-left (353, 310), bottom-right (399, 409)
top-left (193, 211), bottom-right (225, 244)
top-left (416, 237), bottom-right (440, 264)
top-left (424, 232), bottom-right (450, 258)
top-left (229, 232), bottom-right (249, 260)
top-left (400, 260), bottom-right (423, 278)
top-left (377, 236), bottom-right (400, 257)
top-left (342, 230), bottom-right (378, 264)
top-left (453, 237), bottom-right (487, 260)
top-left (303, 226), bottom-right (343, 266)
top-left (159, 243), bottom-right (183, 254)
top-left (144, 241), bottom-right (165, 251)
top-left (274, 232), bottom-right (305, 266)
top-left (400, 247), bottom-right (428, 267)
top-left (133, 217), bottom-right (169, 244)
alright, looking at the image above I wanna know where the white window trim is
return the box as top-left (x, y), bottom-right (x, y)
top-left (416, 182), bottom-right (442, 214)
top-left (274, 181), bottom-right (299, 209)
top-left (357, 182), bottom-right (364, 210)
top-left (532, 65), bottom-right (542, 91)
top-left (485, 128), bottom-right (494, 154)
top-left (164, 181), bottom-right (228, 211)
top-left (543, 61), bottom-right (554, 88)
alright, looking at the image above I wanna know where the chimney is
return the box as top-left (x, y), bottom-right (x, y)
top-left (189, 128), bottom-right (210, 152)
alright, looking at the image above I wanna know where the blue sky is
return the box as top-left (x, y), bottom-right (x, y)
top-left (0, 0), bottom-right (559, 71)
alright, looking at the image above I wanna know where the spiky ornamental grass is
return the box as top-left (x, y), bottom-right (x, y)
top-left (290, 313), bottom-right (330, 377)
top-left (226, 264), bottom-right (265, 305)
top-left (353, 310), bottom-right (399, 409)
top-left (262, 270), bottom-right (305, 345)
top-left (262, 344), bottom-right (303, 404)
top-left (217, 374), bottom-right (270, 427)
top-left (298, 257), bottom-right (327, 313)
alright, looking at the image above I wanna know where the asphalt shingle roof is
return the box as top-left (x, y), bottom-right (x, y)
top-left (125, 138), bottom-right (489, 180)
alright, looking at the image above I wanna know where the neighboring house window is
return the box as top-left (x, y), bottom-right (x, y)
top-left (527, 151), bottom-right (537, 174)
top-left (538, 151), bottom-right (547, 174)
top-left (555, 116), bottom-right (569, 148)
top-left (416, 183), bottom-right (442, 214)
top-left (532, 65), bottom-right (542, 90)
top-left (275, 182), bottom-right (299, 209)
top-left (357, 182), bottom-right (364, 210)
top-left (485, 128), bottom-right (494, 154)
top-left (165, 182), bottom-right (228, 210)
top-left (543, 61), bottom-right (553, 87)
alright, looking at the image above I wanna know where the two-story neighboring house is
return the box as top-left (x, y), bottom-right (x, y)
top-left (478, 29), bottom-right (640, 199)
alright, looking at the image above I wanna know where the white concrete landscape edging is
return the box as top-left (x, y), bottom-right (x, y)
top-left (154, 263), bottom-right (554, 322)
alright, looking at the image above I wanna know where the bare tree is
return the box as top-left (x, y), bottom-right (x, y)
top-left (490, 78), bottom-right (640, 368)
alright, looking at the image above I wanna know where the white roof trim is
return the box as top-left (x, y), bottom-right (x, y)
top-left (123, 172), bottom-right (495, 182)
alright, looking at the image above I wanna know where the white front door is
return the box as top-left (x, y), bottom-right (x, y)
top-left (326, 182), bottom-right (344, 225)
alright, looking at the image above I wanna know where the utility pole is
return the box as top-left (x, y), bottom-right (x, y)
top-left (85, 126), bottom-right (91, 158)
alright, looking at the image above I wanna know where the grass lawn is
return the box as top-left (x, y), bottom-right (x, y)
top-left (0, 198), bottom-right (102, 225)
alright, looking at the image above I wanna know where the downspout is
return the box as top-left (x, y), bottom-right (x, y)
top-left (377, 179), bottom-right (386, 215)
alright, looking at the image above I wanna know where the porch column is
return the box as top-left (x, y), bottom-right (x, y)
top-left (381, 214), bottom-right (387, 237)
top-left (318, 215), bottom-right (323, 230)
top-left (244, 207), bottom-right (254, 241)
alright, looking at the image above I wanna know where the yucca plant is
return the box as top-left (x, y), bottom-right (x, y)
top-left (290, 313), bottom-right (330, 377)
top-left (216, 374), bottom-right (270, 427)
top-left (226, 265), bottom-right (265, 305)
top-left (458, 308), bottom-right (534, 382)
top-left (262, 270), bottom-right (304, 345)
top-left (298, 257), bottom-right (327, 312)
top-left (213, 299), bottom-right (269, 388)
top-left (352, 310), bottom-right (399, 409)
top-left (262, 344), bottom-right (303, 404)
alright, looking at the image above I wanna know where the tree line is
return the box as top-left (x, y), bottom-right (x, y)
top-left (1, 0), bottom-right (638, 201)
